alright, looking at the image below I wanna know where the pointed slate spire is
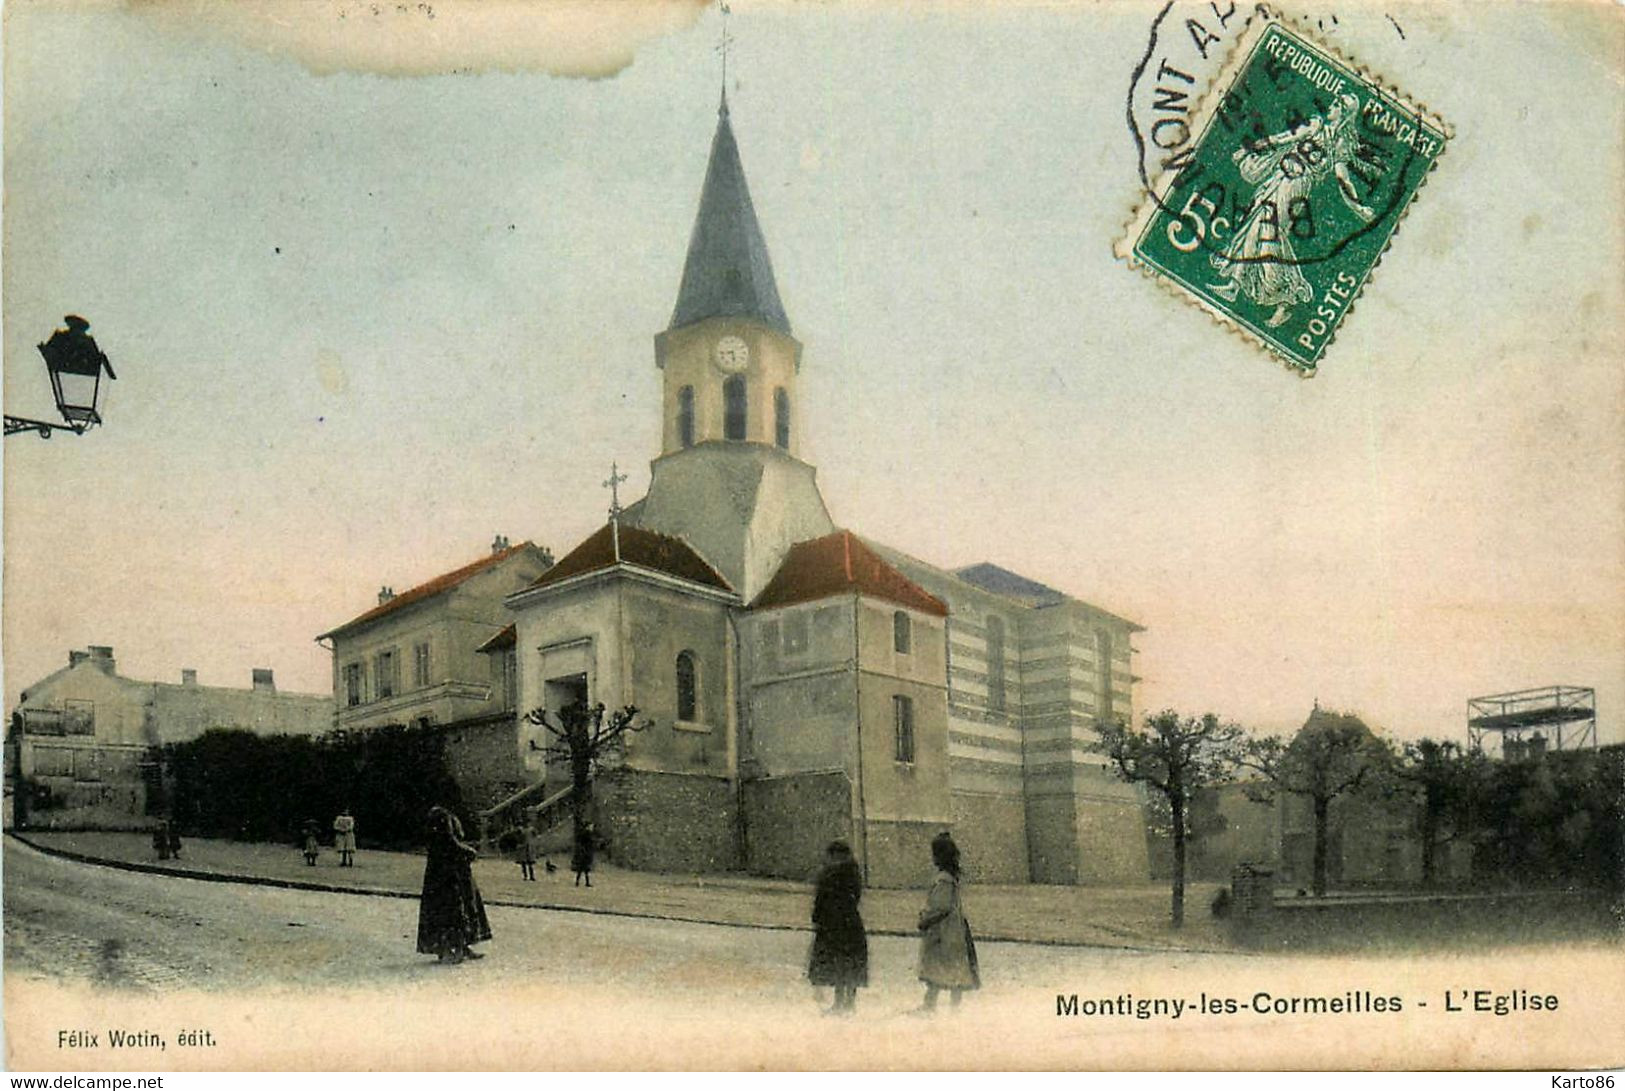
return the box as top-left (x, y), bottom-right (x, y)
top-left (669, 93), bottom-right (791, 335)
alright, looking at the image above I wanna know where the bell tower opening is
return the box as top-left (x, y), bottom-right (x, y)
top-left (724, 375), bottom-right (747, 441)
top-left (774, 387), bottom-right (790, 449)
top-left (677, 385), bottom-right (695, 448)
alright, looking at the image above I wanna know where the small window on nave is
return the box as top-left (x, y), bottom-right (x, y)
top-left (724, 376), bottom-right (747, 441)
top-left (894, 695), bottom-right (915, 764)
top-left (1095, 629), bottom-right (1114, 721)
top-left (986, 615), bottom-right (1006, 714)
top-left (781, 612), bottom-right (809, 656)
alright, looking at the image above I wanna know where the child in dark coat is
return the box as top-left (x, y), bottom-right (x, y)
top-left (807, 840), bottom-right (868, 1014)
top-left (572, 824), bottom-right (595, 887)
top-left (517, 826), bottom-right (538, 881)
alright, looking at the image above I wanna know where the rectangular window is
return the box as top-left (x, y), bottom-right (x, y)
top-left (63, 699), bottom-right (95, 736)
top-left (375, 650), bottom-right (396, 700)
top-left (502, 649), bottom-right (518, 711)
top-left (413, 641), bottom-right (431, 688)
top-left (33, 747), bottom-right (74, 777)
top-left (893, 610), bottom-right (912, 654)
top-left (21, 707), bottom-right (65, 735)
top-left (757, 620), bottom-right (780, 674)
top-left (893, 694), bottom-right (915, 764)
top-left (344, 663), bottom-right (364, 707)
top-left (781, 613), bottom-right (809, 657)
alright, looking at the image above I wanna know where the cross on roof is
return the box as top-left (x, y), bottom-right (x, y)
top-left (604, 461), bottom-right (629, 562)
top-left (716, 1), bottom-right (734, 96)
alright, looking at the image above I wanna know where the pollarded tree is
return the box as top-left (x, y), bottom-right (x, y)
top-left (523, 701), bottom-right (645, 860)
top-left (1095, 710), bottom-right (1246, 928)
top-left (1242, 708), bottom-right (1394, 896)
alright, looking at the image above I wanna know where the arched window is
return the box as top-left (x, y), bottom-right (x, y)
top-left (677, 385), bottom-right (695, 448)
top-left (1095, 629), bottom-right (1114, 722)
top-left (774, 387), bottom-right (791, 449)
top-left (893, 610), bottom-right (912, 654)
top-left (675, 650), bottom-right (698, 722)
top-left (986, 615), bottom-right (1006, 714)
top-left (723, 376), bottom-right (747, 441)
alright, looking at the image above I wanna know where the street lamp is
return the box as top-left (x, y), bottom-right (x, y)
top-left (5, 315), bottom-right (117, 439)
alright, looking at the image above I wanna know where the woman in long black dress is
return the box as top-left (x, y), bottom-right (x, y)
top-left (807, 839), bottom-right (868, 1014)
top-left (416, 805), bottom-right (492, 963)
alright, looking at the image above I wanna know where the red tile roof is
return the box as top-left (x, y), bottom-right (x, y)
top-left (750, 531), bottom-right (948, 616)
top-left (475, 624), bottom-right (516, 654)
top-left (522, 523), bottom-right (732, 594)
top-left (320, 542), bottom-right (540, 640)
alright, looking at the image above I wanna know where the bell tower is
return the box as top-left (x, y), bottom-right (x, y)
top-left (655, 93), bottom-right (802, 460)
top-left (634, 90), bottom-right (834, 602)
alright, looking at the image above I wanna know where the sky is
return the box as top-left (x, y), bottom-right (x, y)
top-left (4, 0), bottom-right (1621, 746)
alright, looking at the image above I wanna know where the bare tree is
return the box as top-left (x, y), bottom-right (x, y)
top-left (1242, 709), bottom-right (1392, 896)
top-left (523, 701), bottom-right (645, 858)
top-left (1095, 710), bottom-right (1245, 928)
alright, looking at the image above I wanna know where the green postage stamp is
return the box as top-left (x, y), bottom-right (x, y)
top-left (1119, 12), bottom-right (1451, 373)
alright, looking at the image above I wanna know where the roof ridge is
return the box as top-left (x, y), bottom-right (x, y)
top-left (520, 521), bottom-right (733, 595)
top-left (749, 529), bottom-right (947, 617)
top-left (318, 541), bottom-right (541, 639)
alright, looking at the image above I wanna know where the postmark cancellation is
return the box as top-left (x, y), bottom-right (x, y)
top-left (1117, 9), bottom-right (1452, 374)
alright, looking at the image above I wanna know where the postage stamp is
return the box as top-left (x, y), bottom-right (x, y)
top-left (1118, 11), bottom-right (1451, 373)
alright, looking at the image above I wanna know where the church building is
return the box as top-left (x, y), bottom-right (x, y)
top-left (503, 93), bottom-right (1150, 888)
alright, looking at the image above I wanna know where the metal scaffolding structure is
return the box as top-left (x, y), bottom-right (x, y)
top-left (1467, 685), bottom-right (1597, 758)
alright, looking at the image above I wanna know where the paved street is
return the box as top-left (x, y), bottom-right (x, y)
top-left (13, 829), bottom-right (1235, 948)
top-left (3, 836), bottom-right (1232, 998)
top-left (4, 833), bottom-right (1246, 1068)
top-left (7, 837), bottom-right (1622, 1070)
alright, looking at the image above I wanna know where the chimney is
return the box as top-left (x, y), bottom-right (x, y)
top-left (377, 586), bottom-right (395, 605)
top-left (492, 535), bottom-right (511, 554)
top-left (69, 650), bottom-right (90, 668)
top-left (252, 668), bottom-right (275, 693)
top-left (87, 646), bottom-right (116, 674)
top-left (181, 669), bottom-right (198, 686)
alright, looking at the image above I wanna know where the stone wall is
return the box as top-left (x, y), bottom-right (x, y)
top-left (597, 767), bottom-right (740, 873)
top-left (441, 715), bottom-right (527, 812)
top-left (741, 771), bottom-right (852, 881)
top-left (1075, 797), bottom-right (1153, 884)
top-left (20, 777), bottom-right (148, 830)
top-left (864, 818), bottom-right (940, 888)
top-left (15, 740), bottom-right (152, 829)
top-left (951, 791), bottom-right (1029, 884)
top-left (1025, 792), bottom-right (1079, 884)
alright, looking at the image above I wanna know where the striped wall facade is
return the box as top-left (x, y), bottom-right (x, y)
top-left (876, 546), bottom-right (1151, 885)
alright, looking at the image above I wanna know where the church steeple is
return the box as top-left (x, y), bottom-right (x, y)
top-left (669, 93), bottom-right (791, 335)
top-left (640, 83), bottom-right (833, 602)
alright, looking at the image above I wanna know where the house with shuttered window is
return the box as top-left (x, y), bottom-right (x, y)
top-left (318, 538), bottom-right (552, 736)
